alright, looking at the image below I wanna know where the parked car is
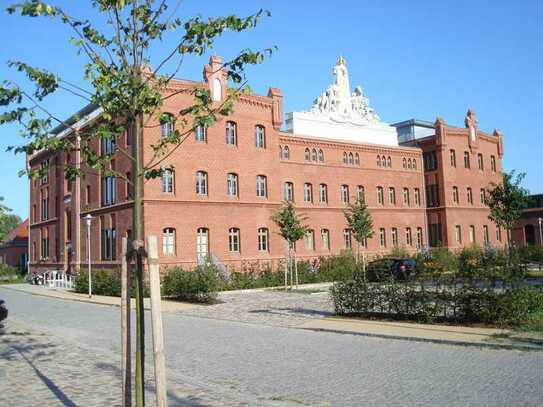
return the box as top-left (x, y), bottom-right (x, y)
top-left (366, 257), bottom-right (417, 281)
top-left (0, 299), bottom-right (7, 323)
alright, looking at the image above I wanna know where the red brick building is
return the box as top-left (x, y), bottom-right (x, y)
top-left (0, 219), bottom-right (29, 272)
top-left (511, 194), bottom-right (543, 247)
top-left (27, 57), bottom-right (505, 273)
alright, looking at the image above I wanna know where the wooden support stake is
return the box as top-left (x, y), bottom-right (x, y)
top-left (121, 237), bottom-right (131, 406)
top-left (147, 236), bottom-right (167, 407)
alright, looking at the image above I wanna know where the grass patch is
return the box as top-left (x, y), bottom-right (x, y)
top-left (515, 312), bottom-right (543, 334)
top-left (526, 270), bottom-right (543, 279)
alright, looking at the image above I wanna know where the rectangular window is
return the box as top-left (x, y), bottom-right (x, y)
top-left (464, 152), bottom-right (470, 169)
top-left (391, 228), bottom-right (398, 247)
top-left (483, 225), bottom-right (489, 244)
top-left (414, 188), bottom-right (421, 206)
top-left (229, 228), bottom-right (240, 252)
top-left (491, 155), bottom-right (497, 172)
top-left (101, 137), bottom-right (116, 156)
top-left (101, 227), bottom-right (117, 261)
top-left (343, 229), bottom-right (352, 249)
top-left (163, 228), bottom-right (176, 255)
top-left (40, 159), bottom-right (49, 185)
top-left (227, 173), bottom-right (238, 197)
top-left (319, 184), bottom-right (328, 203)
top-left (195, 125), bottom-right (207, 143)
top-left (478, 153), bottom-right (484, 170)
top-left (469, 225), bottom-right (475, 243)
top-left (416, 227), bottom-right (423, 249)
top-left (304, 183), bottom-right (313, 203)
top-left (86, 185), bottom-right (91, 205)
top-left (40, 228), bottom-right (49, 259)
top-left (305, 230), bottom-right (314, 251)
top-left (356, 186), bottom-right (365, 203)
top-left (405, 227), bottom-right (412, 246)
top-left (284, 182), bottom-right (294, 202)
top-left (377, 187), bottom-right (384, 205)
top-left (41, 189), bottom-right (49, 221)
top-left (403, 188), bottom-right (410, 206)
top-left (321, 229), bottom-right (330, 250)
top-left (388, 187), bottom-right (396, 205)
top-left (226, 121), bottom-right (237, 145)
top-left (450, 149), bottom-right (456, 167)
top-left (467, 187), bottom-right (473, 205)
top-left (256, 175), bottom-right (267, 197)
top-left (455, 225), bottom-right (462, 244)
top-left (255, 125), bottom-right (265, 148)
top-left (453, 186), bottom-right (459, 204)
top-left (341, 185), bottom-right (350, 204)
top-left (102, 176), bottom-right (116, 206)
top-left (496, 226), bottom-right (502, 242)
top-left (258, 228), bottom-right (268, 251)
top-left (196, 171), bottom-right (208, 195)
top-left (379, 228), bottom-right (386, 248)
top-left (161, 170), bottom-right (174, 194)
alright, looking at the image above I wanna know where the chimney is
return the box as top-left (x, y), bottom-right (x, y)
top-left (268, 87), bottom-right (283, 131)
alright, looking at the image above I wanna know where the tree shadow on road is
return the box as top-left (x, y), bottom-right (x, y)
top-left (95, 361), bottom-right (214, 406)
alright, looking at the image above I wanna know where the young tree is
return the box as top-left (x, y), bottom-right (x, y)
top-left (486, 170), bottom-right (531, 249)
top-left (1, 1), bottom-right (273, 404)
top-left (0, 197), bottom-right (23, 242)
top-left (271, 201), bottom-right (309, 289)
top-left (343, 199), bottom-right (374, 276)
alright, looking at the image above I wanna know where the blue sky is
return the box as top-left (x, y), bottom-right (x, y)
top-left (1, 0), bottom-right (542, 218)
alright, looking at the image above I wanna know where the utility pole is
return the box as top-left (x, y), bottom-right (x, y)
top-left (85, 214), bottom-right (92, 298)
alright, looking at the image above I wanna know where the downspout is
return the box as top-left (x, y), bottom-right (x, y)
top-left (75, 133), bottom-right (82, 269)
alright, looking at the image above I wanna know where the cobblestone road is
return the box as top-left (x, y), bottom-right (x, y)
top-left (1, 286), bottom-right (543, 406)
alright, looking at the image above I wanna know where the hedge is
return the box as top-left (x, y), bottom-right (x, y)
top-left (162, 265), bottom-right (219, 303)
top-left (74, 268), bottom-right (149, 297)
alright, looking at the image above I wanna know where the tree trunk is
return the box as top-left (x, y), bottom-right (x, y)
top-left (294, 249), bottom-right (298, 289)
top-left (132, 118), bottom-right (145, 407)
top-left (121, 237), bottom-right (131, 407)
top-left (284, 245), bottom-right (289, 290)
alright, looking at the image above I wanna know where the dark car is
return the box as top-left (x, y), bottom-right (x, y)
top-left (0, 299), bottom-right (7, 323)
top-left (366, 257), bottom-right (417, 281)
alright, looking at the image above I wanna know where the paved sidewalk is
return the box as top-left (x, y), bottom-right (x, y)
top-left (300, 317), bottom-right (543, 350)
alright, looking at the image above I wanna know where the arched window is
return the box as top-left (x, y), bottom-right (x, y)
top-left (464, 151), bottom-right (470, 168)
top-left (341, 184), bottom-right (350, 204)
top-left (282, 145), bottom-right (290, 160)
top-left (343, 229), bottom-right (352, 249)
top-left (161, 169), bottom-right (174, 193)
top-left (377, 186), bottom-right (384, 205)
top-left (318, 149), bottom-right (324, 162)
top-left (226, 121), bottom-right (237, 145)
top-left (321, 229), bottom-right (330, 251)
top-left (305, 148), bottom-right (311, 161)
top-left (319, 184), bottom-right (328, 203)
top-left (348, 152), bottom-right (354, 165)
top-left (311, 148), bottom-right (318, 162)
top-left (163, 228), bottom-right (176, 256)
top-left (354, 153), bottom-right (360, 166)
top-left (227, 173), bottom-right (238, 197)
top-left (305, 230), bottom-right (315, 251)
top-left (389, 187), bottom-right (396, 205)
top-left (256, 175), bottom-right (267, 197)
top-left (228, 228), bottom-right (240, 252)
top-left (160, 113), bottom-right (175, 138)
top-left (412, 159), bottom-right (417, 170)
top-left (357, 185), bottom-right (365, 203)
top-left (343, 152), bottom-right (348, 164)
top-left (255, 125), bottom-right (265, 148)
top-left (284, 182), bottom-right (294, 202)
top-left (403, 188), bottom-right (410, 206)
top-left (195, 171), bottom-right (208, 195)
top-left (377, 155), bottom-right (381, 167)
top-left (195, 124), bottom-right (207, 143)
top-left (196, 228), bottom-right (209, 264)
top-left (258, 227), bottom-right (269, 251)
top-left (304, 183), bottom-right (313, 203)
top-left (387, 156), bottom-right (392, 168)
top-left (402, 158), bottom-right (407, 169)
top-left (407, 159), bottom-right (412, 169)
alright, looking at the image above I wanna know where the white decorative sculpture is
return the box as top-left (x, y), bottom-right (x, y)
top-left (309, 56), bottom-right (380, 125)
top-left (285, 56), bottom-right (398, 146)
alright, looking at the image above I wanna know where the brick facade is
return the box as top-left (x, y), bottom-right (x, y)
top-left (27, 57), bottom-right (506, 273)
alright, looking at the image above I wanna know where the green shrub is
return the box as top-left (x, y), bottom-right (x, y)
top-left (74, 268), bottom-right (149, 297)
top-left (0, 264), bottom-right (22, 283)
top-left (162, 264), bottom-right (219, 303)
top-left (317, 251), bottom-right (359, 282)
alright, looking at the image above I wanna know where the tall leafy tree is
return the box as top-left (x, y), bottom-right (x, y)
top-left (271, 201), bottom-right (309, 289)
top-left (0, 197), bottom-right (22, 242)
top-left (486, 170), bottom-right (531, 248)
top-left (1, 1), bottom-right (273, 404)
top-left (344, 198), bottom-right (374, 275)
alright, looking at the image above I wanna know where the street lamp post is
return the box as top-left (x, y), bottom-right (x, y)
top-left (85, 214), bottom-right (93, 298)
top-left (538, 218), bottom-right (542, 247)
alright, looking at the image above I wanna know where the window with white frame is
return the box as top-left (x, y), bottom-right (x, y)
top-left (480, 188), bottom-right (486, 205)
top-left (196, 228), bottom-right (209, 264)
top-left (455, 225), bottom-right (462, 244)
top-left (255, 125), bottom-right (265, 148)
top-left (256, 175), bottom-right (267, 197)
top-left (319, 184), bottom-right (328, 203)
top-left (225, 121), bottom-right (237, 145)
top-left (160, 113), bottom-right (175, 138)
top-left (343, 229), bottom-right (352, 249)
top-left (304, 183), bottom-right (313, 203)
top-left (305, 230), bottom-right (315, 251)
top-left (318, 149), bottom-right (324, 162)
top-left (195, 171), bottom-right (208, 195)
top-left (321, 229), bottom-right (330, 250)
top-left (464, 151), bottom-right (470, 169)
top-left (391, 228), bottom-right (398, 247)
top-left (161, 169), bottom-right (174, 193)
top-left (389, 187), bottom-right (396, 205)
top-left (229, 228), bottom-right (240, 252)
top-left (469, 225), bottom-right (475, 243)
top-left (195, 124), bottom-right (207, 142)
top-left (357, 185), bottom-right (365, 203)
top-left (403, 188), bottom-right (410, 206)
top-left (379, 228), bottom-right (386, 248)
top-left (478, 153), bottom-right (484, 171)
top-left (227, 173), bottom-right (238, 197)
top-left (414, 188), bottom-right (421, 206)
top-left (406, 227), bottom-right (413, 246)
top-left (163, 228), bottom-right (176, 255)
top-left (282, 146), bottom-right (290, 160)
top-left (483, 225), bottom-right (489, 244)
top-left (311, 148), bottom-right (318, 162)
top-left (258, 227), bottom-right (269, 251)
top-left (377, 186), bottom-right (384, 205)
top-left (341, 185), bottom-right (350, 204)
top-left (452, 186), bottom-right (459, 204)
top-left (467, 187), bottom-right (473, 205)
top-left (284, 182), bottom-right (294, 202)
top-left (416, 227), bottom-right (423, 249)
top-left (450, 149), bottom-right (456, 167)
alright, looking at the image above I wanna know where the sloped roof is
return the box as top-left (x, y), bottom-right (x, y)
top-left (5, 219), bottom-right (29, 242)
